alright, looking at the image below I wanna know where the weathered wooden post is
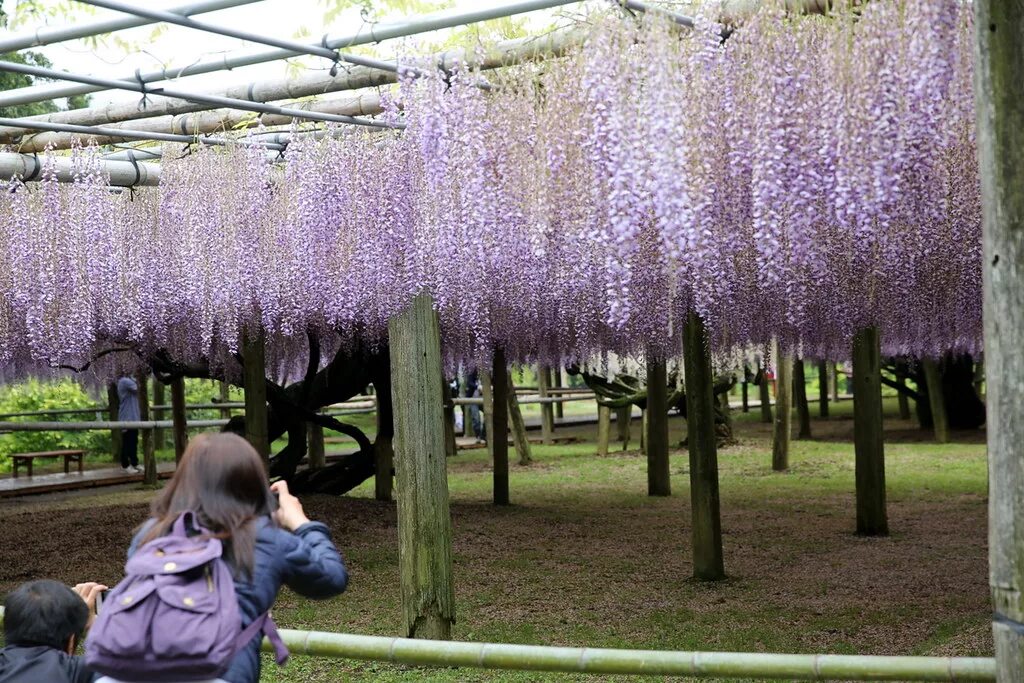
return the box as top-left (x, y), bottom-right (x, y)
top-left (170, 376), bottom-right (188, 464)
top-left (152, 379), bottom-right (166, 451)
top-left (741, 378), bottom-right (749, 413)
top-left (896, 373), bottom-right (912, 420)
top-left (922, 358), bottom-right (950, 443)
top-left (137, 372), bottom-right (157, 486)
top-left (554, 366), bottom-right (565, 419)
top-left (794, 358), bottom-right (812, 440)
top-left (307, 422), bottom-right (325, 470)
top-left (772, 354), bottom-right (793, 471)
top-left (242, 327), bottom-right (270, 468)
top-left (852, 327), bottom-right (887, 536)
top-left (489, 350), bottom-right (510, 506)
top-left (646, 352), bottom-right (670, 496)
top-left (107, 382), bottom-right (121, 463)
top-left (832, 361), bottom-right (840, 401)
top-left (442, 378), bottom-right (457, 458)
top-left (758, 361), bottom-right (773, 424)
top-left (218, 381), bottom-right (231, 420)
top-left (615, 405), bottom-right (631, 450)
top-left (596, 403), bottom-right (611, 457)
top-left (683, 312), bottom-right (725, 581)
top-left (537, 365), bottom-right (555, 444)
top-left (507, 374), bottom-right (532, 466)
top-left (388, 294), bottom-right (455, 639)
top-left (459, 370), bottom-right (473, 438)
top-left (973, 2), bottom-right (1024, 677)
top-left (374, 370), bottom-right (395, 502)
top-left (817, 360), bottom-right (829, 418)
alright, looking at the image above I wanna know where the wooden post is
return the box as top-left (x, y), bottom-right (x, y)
top-left (852, 327), bottom-right (888, 536)
top-left (170, 376), bottom-right (188, 464)
top-left (218, 381), bottom-right (231, 420)
top-left (489, 351), bottom-right (510, 505)
top-left (242, 327), bottom-right (270, 469)
top-left (459, 371), bottom-right (472, 438)
top-left (896, 374), bottom-right (912, 420)
top-left (832, 361), bottom-right (840, 401)
top-left (388, 294), bottom-right (455, 639)
top-left (307, 422), bottom-right (325, 469)
top-left (719, 391), bottom-right (733, 435)
top-left (639, 409), bottom-right (647, 454)
top-left (507, 373), bottom-right (532, 466)
top-left (758, 362), bottom-right (773, 424)
top-left (646, 353), bottom-right (670, 496)
top-left (922, 358), bottom-right (950, 443)
top-left (374, 371), bottom-right (395, 502)
top-left (817, 360), bottom-right (829, 419)
top-left (615, 405), bottom-right (631, 450)
top-left (479, 367), bottom-right (495, 460)
top-left (537, 365), bottom-right (555, 444)
top-left (975, 5), bottom-right (1024, 674)
top-left (596, 403), bottom-right (611, 457)
top-left (794, 358), bottom-right (812, 440)
top-left (137, 372), bottom-right (157, 486)
top-left (683, 312), bottom-right (725, 581)
top-left (554, 366), bottom-right (565, 418)
top-left (741, 379), bottom-right (749, 413)
top-left (107, 382), bottom-right (122, 463)
top-left (442, 378), bottom-right (456, 458)
top-left (152, 379), bottom-right (166, 451)
top-left (772, 354), bottom-right (793, 471)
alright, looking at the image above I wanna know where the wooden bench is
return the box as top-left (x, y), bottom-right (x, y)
top-left (11, 449), bottom-right (85, 478)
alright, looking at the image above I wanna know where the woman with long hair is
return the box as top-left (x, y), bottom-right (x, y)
top-left (112, 432), bottom-right (348, 683)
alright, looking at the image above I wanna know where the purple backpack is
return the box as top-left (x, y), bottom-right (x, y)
top-left (85, 512), bottom-right (289, 682)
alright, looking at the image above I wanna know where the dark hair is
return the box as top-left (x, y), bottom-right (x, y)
top-left (220, 415), bottom-right (246, 438)
top-left (139, 432), bottom-right (273, 575)
top-left (3, 580), bottom-right (88, 650)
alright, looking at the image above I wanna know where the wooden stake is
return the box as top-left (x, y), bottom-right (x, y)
top-left (218, 381), bottom-right (231, 420)
top-left (507, 373), bottom-right (532, 466)
top-left (683, 312), bottom-right (725, 581)
top-left (758, 362), bottom-right (773, 424)
top-left (794, 358), bottom-right (812, 440)
top-left (896, 374), bottom-right (912, 420)
top-left (832, 361), bottom-right (840, 402)
top-left (974, 2), bottom-right (1024, 674)
top-left (489, 350), bottom-right (510, 506)
top-left (554, 367), bottom-right (565, 418)
top-left (922, 358), bottom-right (950, 443)
top-left (388, 294), bottom-right (455, 639)
top-left (242, 326), bottom-right (270, 468)
top-left (596, 403), bottom-right (611, 457)
top-left (170, 376), bottom-right (188, 463)
top-left (817, 360), bottom-right (829, 419)
top-left (537, 365), bottom-right (555, 444)
top-left (646, 353), bottom-right (670, 496)
top-left (374, 371), bottom-right (394, 502)
top-left (442, 379), bottom-right (456, 459)
top-left (772, 354), bottom-right (793, 471)
top-left (307, 422), bottom-right (325, 469)
top-left (741, 379), bottom-right (749, 413)
top-left (852, 327), bottom-right (888, 536)
top-left (152, 379), bottom-right (166, 451)
top-left (136, 372), bottom-right (157, 486)
top-left (616, 405), bottom-right (631, 450)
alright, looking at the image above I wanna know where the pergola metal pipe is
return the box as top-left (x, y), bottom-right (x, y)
top-left (0, 0), bottom-right (584, 110)
top-left (77, 0), bottom-right (409, 78)
top-left (620, 0), bottom-right (696, 28)
top-left (0, 151), bottom-right (160, 186)
top-left (10, 91), bottom-right (383, 153)
top-left (0, 29), bottom-right (579, 143)
top-left (0, 0), bottom-right (260, 53)
top-left (0, 59), bottom-right (396, 131)
top-left (0, 116), bottom-right (284, 151)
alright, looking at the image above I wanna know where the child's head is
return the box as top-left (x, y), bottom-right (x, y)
top-left (3, 580), bottom-right (88, 654)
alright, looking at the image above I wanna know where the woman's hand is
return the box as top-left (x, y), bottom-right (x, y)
top-left (271, 480), bottom-right (311, 531)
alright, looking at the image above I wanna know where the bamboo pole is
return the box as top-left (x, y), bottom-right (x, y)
top-left (922, 359), bottom-right (949, 443)
top-left (683, 312), bottom-right (725, 581)
top-left (137, 372), bottom-right (157, 486)
top-left (794, 358), bottom-right (812, 440)
top-left (490, 350), bottom-right (510, 506)
top-left (817, 360), bottom-right (830, 419)
top-left (537, 365), bottom-right (555, 444)
top-left (852, 327), bottom-right (888, 536)
top-left (507, 373), bottom-right (533, 466)
top-left (170, 377), bottom-right (188, 464)
top-left (597, 404), bottom-right (611, 457)
top-left (772, 354), bottom-right (793, 471)
top-left (388, 294), bottom-right (455, 640)
top-left (974, 1), bottom-right (1024, 678)
top-left (242, 327), bottom-right (270, 468)
top-left (646, 353), bottom-right (670, 497)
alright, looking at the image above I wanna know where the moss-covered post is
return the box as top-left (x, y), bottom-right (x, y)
top-left (170, 376), bottom-right (188, 464)
top-left (489, 349), bottom-right (510, 506)
top-left (374, 368), bottom-right (395, 502)
top-left (388, 294), bottom-right (455, 639)
top-left (922, 358), bottom-right (950, 443)
top-left (852, 327), bottom-right (888, 536)
top-left (758, 362), bottom-right (773, 423)
top-left (596, 403), bottom-right (611, 457)
top-left (817, 360), bottom-right (829, 418)
top-left (683, 312), bottom-right (725, 581)
top-left (537, 365), bottom-right (555, 444)
top-left (507, 374), bottom-right (532, 466)
top-left (136, 372), bottom-right (157, 486)
top-left (107, 382), bottom-right (121, 463)
top-left (646, 352), bottom-right (670, 496)
top-left (772, 354), bottom-right (793, 471)
top-left (974, 2), bottom-right (1024, 677)
top-left (615, 405), bottom-right (631, 450)
top-left (242, 327), bottom-right (270, 469)
top-left (152, 379), bottom-right (166, 451)
top-left (794, 358), bottom-right (812, 440)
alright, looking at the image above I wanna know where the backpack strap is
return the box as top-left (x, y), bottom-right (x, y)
top-left (235, 612), bottom-right (290, 665)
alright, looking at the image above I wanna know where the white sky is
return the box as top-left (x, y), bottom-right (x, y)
top-left (1, 0), bottom-right (594, 108)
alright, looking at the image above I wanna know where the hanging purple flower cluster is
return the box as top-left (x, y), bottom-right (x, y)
top-left (0, 0), bottom-right (981, 378)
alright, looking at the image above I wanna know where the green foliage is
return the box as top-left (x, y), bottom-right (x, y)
top-left (0, 378), bottom-right (110, 472)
